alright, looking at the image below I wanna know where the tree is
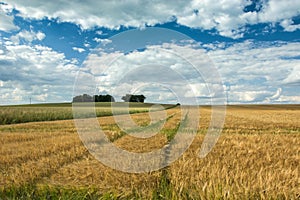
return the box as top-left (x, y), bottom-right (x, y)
top-left (121, 94), bottom-right (146, 103)
top-left (72, 94), bottom-right (93, 102)
top-left (73, 94), bottom-right (115, 102)
top-left (93, 94), bottom-right (115, 102)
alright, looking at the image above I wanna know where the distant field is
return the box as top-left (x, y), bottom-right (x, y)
top-left (0, 102), bottom-right (175, 125)
top-left (0, 104), bottom-right (299, 199)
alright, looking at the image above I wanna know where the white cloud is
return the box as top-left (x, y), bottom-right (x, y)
top-left (277, 95), bottom-right (300, 103)
top-left (93, 38), bottom-right (112, 45)
top-left (1, 34), bottom-right (298, 104)
top-left (282, 64), bottom-right (300, 85)
top-left (280, 19), bottom-right (300, 32)
top-left (0, 3), bottom-right (19, 32)
top-left (11, 88), bottom-right (23, 101)
top-left (257, 0), bottom-right (300, 32)
top-left (0, 12), bottom-right (19, 32)
top-left (35, 93), bottom-right (48, 101)
top-left (208, 40), bottom-right (300, 103)
top-left (82, 43), bottom-right (225, 104)
top-left (258, 0), bottom-right (300, 23)
top-left (269, 88), bottom-right (282, 100)
top-left (72, 47), bottom-right (85, 53)
top-left (209, 41), bottom-right (300, 82)
top-left (96, 30), bottom-right (103, 35)
top-left (0, 39), bottom-right (79, 105)
top-left (10, 30), bottom-right (46, 44)
top-left (36, 31), bottom-right (46, 40)
top-left (3, 0), bottom-right (300, 38)
top-left (178, 0), bottom-right (251, 38)
top-left (84, 43), bottom-right (90, 48)
top-left (5, 0), bottom-right (181, 29)
top-left (227, 84), bottom-right (280, 104)
top-left (82, 40), bottom-right (300, 104)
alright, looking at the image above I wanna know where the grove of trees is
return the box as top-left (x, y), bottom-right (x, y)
top-left (72, 94), bottom-right (146, 103)
top-left (72, 94), bottom-right (115, 102)
top-left (121, 94), bottom-right (146, 103)
top-left (94, 94), bottom-right (115, 102)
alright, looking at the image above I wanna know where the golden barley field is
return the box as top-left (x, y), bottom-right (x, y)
top-left (0, 104), bottom-right (299, 199)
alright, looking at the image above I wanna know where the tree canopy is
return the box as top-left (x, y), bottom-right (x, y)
top-left (94, 94), bottom-right (115, 102)
top-left (121, 94), bottom-right (146, 103)
top-left (72, 94), bottom-right (115, 102)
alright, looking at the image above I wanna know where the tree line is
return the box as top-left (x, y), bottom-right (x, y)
top-left (72, 94), bottom-right (146, 103)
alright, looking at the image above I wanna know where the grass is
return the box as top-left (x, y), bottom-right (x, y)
top-left (0, 105), bottom-right (299, 199)
top-left (0, 185), bottom-right (120, 200)
top-left (0, 102), bottom-right (175, 125)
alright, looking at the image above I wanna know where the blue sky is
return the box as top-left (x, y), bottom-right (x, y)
top-left (0, 0), bottom-right (299, 105)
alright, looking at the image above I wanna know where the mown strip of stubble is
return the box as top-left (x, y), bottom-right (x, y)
top-left (40, 108), bottom-right (181, 198)
top-left (0, 120), bottom-right (76, 146)
top-left (0, 132), bottom-right (68, 145)
top-left (0, 143), bottom-right (88, 188)
top-left (0, 134), bottom-right (83, 170)
top-left (0, 107), bottom-right (181, 198)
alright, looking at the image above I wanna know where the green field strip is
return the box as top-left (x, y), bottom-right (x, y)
top-left (0, 103), bottom-right (178, 125)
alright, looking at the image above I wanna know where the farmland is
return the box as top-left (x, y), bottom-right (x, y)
top-left (0, 102), bottom-right (172, 125)
top-left (0, 104), bottom-right (299, 199)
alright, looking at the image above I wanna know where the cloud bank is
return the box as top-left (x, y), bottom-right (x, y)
top-left (80, 40), bottom-right (300, 104)
top-left (0, 1), bottom-right (299, 105)
top-left (2, 0), bottom-right (300, 38)
top-left (0, 37), bottom-right (78, 104)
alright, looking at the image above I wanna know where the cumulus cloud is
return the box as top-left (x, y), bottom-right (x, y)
top-left (0, 3), bottom-right (19, 32)
top-left (3, 0), bottom-right (300, 38)
top-left (277, 95), bottom-right (300, 103)
top-left (72, 47), bottom-right (85, 53)
top-left (0, 39), bottom-right (79, 104)
top-left (280, 19), bottom-right (300, 32)
top-left (1, 26), bottom-right (299, 105)
top-left (178, 0), bottom-right (251, 38)
top-left (282, 64), bottom-right (300, 85)
top-left (5, 0), bottom-right (180, 29)
top-left (258, 0), bottom-right (300, 23)
top-left (10, 30), bottom-right (46, 44)
top-left (208, 40), bottom-right (300, 103)
top-left (1, 1), bottom-right (299, 105)
top-left (81, 42), bottom-right (225, 104)
top-left (93, 38), bottom-right (112, 45)
top-left (77, 38), bottom-right (300, 104)
top-left (268, 88), bottom-right (282, 100)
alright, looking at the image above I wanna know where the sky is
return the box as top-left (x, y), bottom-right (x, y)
top-left (0, 0), bottom-right (299, 105)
